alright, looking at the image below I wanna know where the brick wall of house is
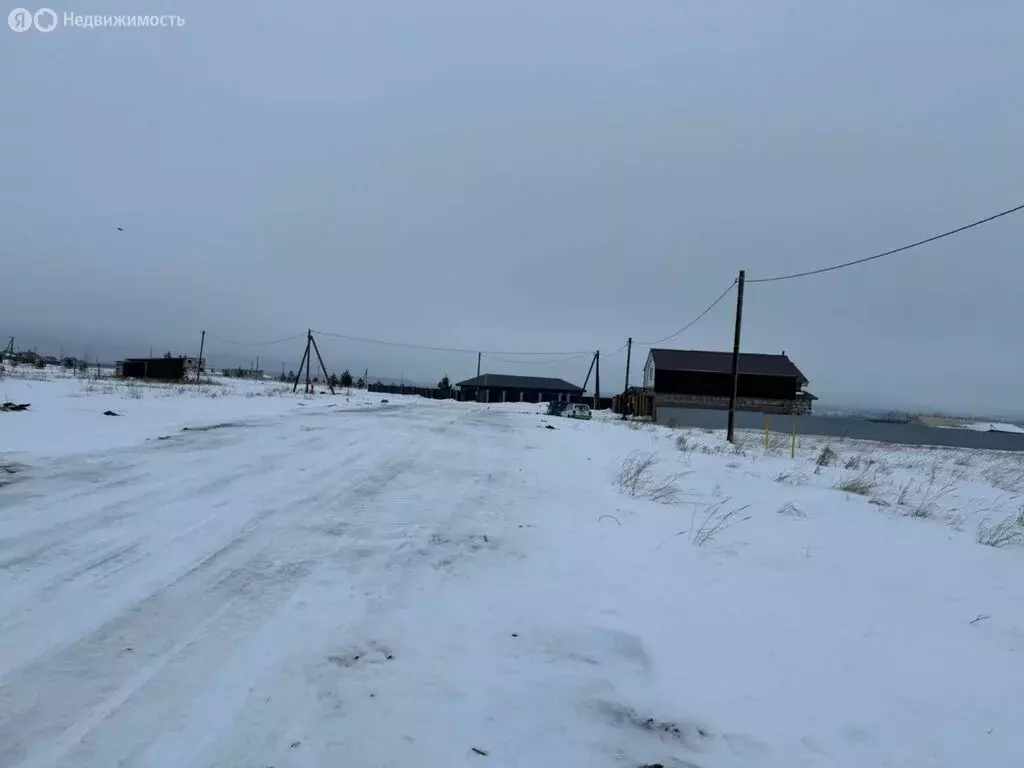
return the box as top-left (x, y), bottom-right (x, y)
top-left (653, 392), bottom-right (812, 416)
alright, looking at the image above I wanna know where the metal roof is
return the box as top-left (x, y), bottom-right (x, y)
top-left (119, 356), bottom-right (198, 363)
top-left (455, 374), bottom-right (583, 392)
top-left (649, 348), bottom-right (809, 384)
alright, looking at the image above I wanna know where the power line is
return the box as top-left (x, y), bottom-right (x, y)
top-left (484, 352), bottom-right (594, 366)
top-left (748, 201), bottom-right (1024, 284)
top-left (635, 279), bottom-right (737, 347)
top-left (312, 329), bottom-right (594, 357)
top-left (483, 340), bottom-right (627, 368)
top-left (602, 341), bottom-right (630, 358)
top-left (206, 332), bottom-right (306, 347)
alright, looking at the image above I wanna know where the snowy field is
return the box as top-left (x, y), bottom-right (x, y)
top-left (2, 371), bottom-right (1024, 767)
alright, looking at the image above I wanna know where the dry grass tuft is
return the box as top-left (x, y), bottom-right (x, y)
top-left (776, 501), bottom-right (805, 517)
top-left (689, 498), bottom-right (751, 546)
top-left (977, 515), bottom-right (1024, 548)
top-left (615, 451), bottom-right (690, 504)
top-left (834, 474), bottom-right (875, 496)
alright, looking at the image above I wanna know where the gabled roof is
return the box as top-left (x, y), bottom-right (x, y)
top-left (649, 348), bottom-right (809, 384)
top-left (121, 357), bottom-right (192, 362)
top-left (456, 374), bottom-right (583, 393)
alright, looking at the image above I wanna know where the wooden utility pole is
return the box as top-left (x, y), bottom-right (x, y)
top-left (309, 332), bottom-right (336, 395)
top-left (726, 270), bottom-right (746, 443)
top-left (623, 337), bottom-right (632, 392)
top-left (292, 333), bottom-right (311, 393)
top-left (580, 352), bottom-right (596, 403)
top-left (304, 329), bottom-right (313, 394)
top-left (622, 337), bottom-right (633, 419)
top-left (476, 352), bottom-right (481, 378)
top-left (594, 350), bottom-right (601, 409)
top-left (196, 330), bottom-right (205, 383)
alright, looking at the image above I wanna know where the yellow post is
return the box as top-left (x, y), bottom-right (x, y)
top-left (764, 418), bottom-right (769, 449)
top-left (791, 421), bottom-right (797, 458)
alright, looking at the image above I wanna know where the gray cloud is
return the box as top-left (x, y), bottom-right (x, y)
top-left (2, 0), bottom-right (1022, 414)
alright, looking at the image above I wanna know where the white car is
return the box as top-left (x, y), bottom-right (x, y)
top-left (563, 403), bottom-right (592, 420)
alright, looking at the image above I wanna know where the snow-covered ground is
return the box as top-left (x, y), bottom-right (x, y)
top-left (2, 371), bottom-right (1023, 767)
top-left (967, 421), bottom-right (1024, 434)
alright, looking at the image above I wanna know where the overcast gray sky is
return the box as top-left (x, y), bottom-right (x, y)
top-left (3, 0), bottom-right (1022, 414)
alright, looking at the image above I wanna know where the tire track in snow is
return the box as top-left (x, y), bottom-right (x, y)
top-left (55, 449), bottom-right (426, 767)
top-left (71, 408), bottom-right (503, 766)
top-left (0, 412), bottom-right (369, 600)
top-left (0, 427), bottom-right (384, 675)
top-left (197, 406), bottom-right (532, 767)
top-left (9, 597), bottom-right (243, 768)
top-left (0, 408), bottom-right (427, 768)
top-left (0, 439), bottom-right (296, 627)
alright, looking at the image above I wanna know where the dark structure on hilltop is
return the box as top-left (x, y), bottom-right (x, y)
top-left (637, 348), bottom-right (815, 416)
top-left (117, 356), bottom-right (203, 382)
top-left (455, 374), bottom-right (584, 404)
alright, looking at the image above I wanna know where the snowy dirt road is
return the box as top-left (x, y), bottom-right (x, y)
top-left (3, 384), bottom-right (1024, 768)
top-left (0, 402), bottom-right (554, 767)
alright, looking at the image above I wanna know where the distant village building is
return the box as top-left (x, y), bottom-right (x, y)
top-left (117, 356), bottom-right (203, 381)
top-left (456, 374), bottom-right (584, 404)
top-left (639, 348), bottom-right (815, 421)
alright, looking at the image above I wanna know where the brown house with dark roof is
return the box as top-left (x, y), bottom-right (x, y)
top-left (642, 348), bottom-right (815, 416)
top-left (456, 374), bottom-right (584, 404)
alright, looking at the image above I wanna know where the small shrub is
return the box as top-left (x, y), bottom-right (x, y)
top-left (834, 474), bottom-right (875, 496)
top-left (816, 445), bottom-right (837, 471)
top-left (844, 455), bottom-right (863, 470)
top-left (907, 504), bottom-right (932, 519)
top-left (617, 451), bottom-right (658, 496)
top-left (983, 461), bottom-right (1024, 494)
top-left (674, 434), bottom-right (689, 451)
top-left (977, 516), bottom-right (1024, 548)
